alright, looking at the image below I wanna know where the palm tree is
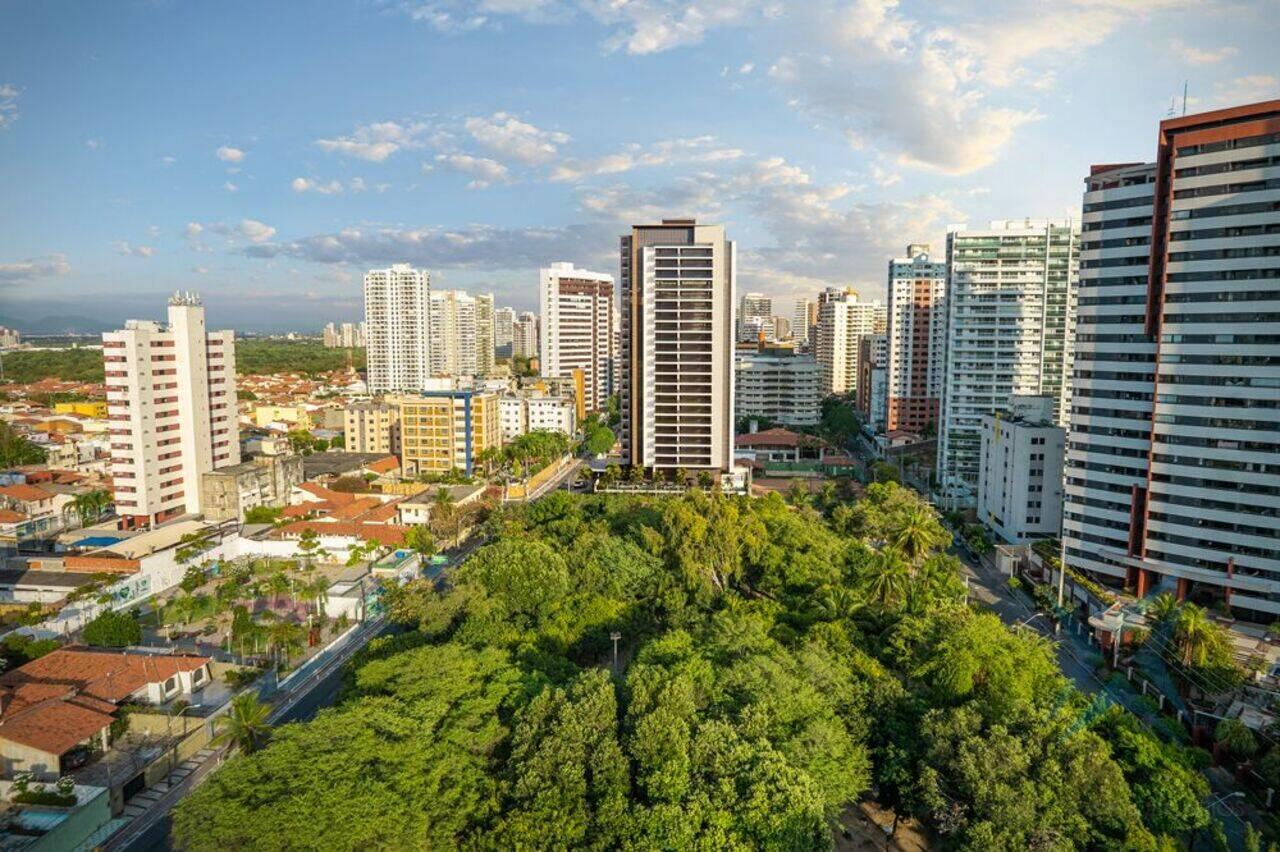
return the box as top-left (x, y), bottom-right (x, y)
top-left (862, 548), bottom-right (911, 609)
top-left (816, 482), bottom-right (838, 514)
top-left (305, 576), bottom-right (330, 615)
top-left (817, 586), bottom-right (861, 622)
top-left (1146, 592), bottom-right (1180, 626)
top-left (888, 505), bottom-right (946, 563)
top-left (432, 487), bottom-right (460, 547)
top-left (1174, 604), bottom-right (1229, 668)
top-left (211, 693), bottom-right (273, 753)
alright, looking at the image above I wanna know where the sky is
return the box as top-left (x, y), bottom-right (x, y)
top-left (0, 0), bottom-right (1277, 332)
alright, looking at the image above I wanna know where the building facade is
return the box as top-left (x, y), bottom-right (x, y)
top-left (737, 292), bottom-right (773, 343)
top-left (937, 219), bottom-right (1080, 508)
top-left (539, 262), bottom-right (614, 412)
top-left (344, 402), bottom-right (399, 455)
top-left (398, 391), bottom-right (500, 477)
top-left (364, 264), bottom-right (431, 393)
top-left (1063, 101), bottom-right (1280, 616)
top-left (855, 334), bottom-right (889, 431)
top-left (475, 294), bottom-right (494, 376)
top-left (977, 396), bottom-right (1065, 545)
top-left (734, 350), bottom-right (821, 427)
top-left (620, 219), bottom-right (736, 472)
top-left (494, 306), bottom-right (516, 358)
top-left (103, 294), bottom-right (239, 528)
top-left (429, 290), bottom-right (482, 377)
top-left (886, 244), bottom-right (947, 434)
top-left (498, 394), bottom-right (577, 441)
top-left (814, 289), bottom-right (886, 397)
top-left (200, 453), bottom-right (304, 522)
top-left (513, 311), bottom-right (539, 359)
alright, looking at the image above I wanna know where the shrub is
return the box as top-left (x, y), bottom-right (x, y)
top-left (82, 610), bottom-right (142, 648)
top-left (1216, 718), bottom-right (1259, 760)
top-left (13, 788), bottom-right (76, 807)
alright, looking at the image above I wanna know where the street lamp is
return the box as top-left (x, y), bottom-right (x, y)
top-left (610, 632), bottom-right (621, 675)
top-left (1206, 791), bottom-right (1245, 811)
top-left (166, 705), bottom-right (198, 773)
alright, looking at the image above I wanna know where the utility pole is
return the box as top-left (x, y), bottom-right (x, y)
top-left (610, 632), bottom-right (621, 675)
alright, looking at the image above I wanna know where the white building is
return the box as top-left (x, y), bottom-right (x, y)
top-left (792, 299), bottom-right (815, 351)
top-left (0, 327), bottom-right (20, 349)
top-left (538, 262), bottom-right (614, 412)
top-left (513, 311), bottom-right (539, 359)
top-left (364, 264), bottom-right (431, 393)
top-left (103, 294), bottom-right (240, 529)
top-left (738, 292), bottom-right (773, 343)
top-left (1063, 102), bottom-right (1280, 614)
top-left (475, 293), bottom-right (494, 376)
top-left (429, 290), bottom-right (484, 377)
top-left (937, 219), bottom-right (1079, 508)
top-left (978, 396), bottom-right (1065, 545)
top-left (494, 307), bottom-right (515, 356)
top-left (620, 219), bottom-right (735, 472)
top-left (735, 351), bottom-right (821, 427)
top-left (886, 244), bottom-right (947, 435)
top-left (498, 394), bottom-right (577, 441)
top-left (814, 288), bottom-right (886, 397)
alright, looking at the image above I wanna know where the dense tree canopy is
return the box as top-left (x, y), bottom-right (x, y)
top-left (174, 485), bottom-right (1205, 851)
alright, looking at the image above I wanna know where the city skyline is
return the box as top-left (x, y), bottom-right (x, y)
top-left (2, 1), bottom-right (1277, 331)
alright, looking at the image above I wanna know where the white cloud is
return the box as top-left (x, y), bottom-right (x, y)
top-left (464, 112), bottom-right (568, 164)
top-left (85, 139), bottom-right (102, 150)
top-left (161, 155), bottom-right (177, 166)
top-left (315, 120), bottom-right (430, 161)
top-left (291, 177), bottom-right (347, 195)
top-left (550, 136), bottom-right (744, 182)
top-left (0, 253), bottom-right (70, 285)
top-left (185, 222), bottom-right (204, 239)
top-left (216, 145), bottom-right (246, 163)
top-left (223, 181), bottom-right (239, 193)
top-left (0, 83), bottom-right (19, 129)
top-left (237, 219), bottom-right (277, 243)
top-left (1211, 74), bottom-right (1280, 107)
top-left (739, 62), bottom-right (755, 74)
top-left (434, 153), bottom-right (512, 188)
top-left (191, 266), bottom-right (211, 275)
top-left (1171, 39), bottom-right (1238, 65)
top-left (114, 241), bottom-right (156, 258)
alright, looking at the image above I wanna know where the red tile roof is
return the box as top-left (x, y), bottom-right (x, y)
top-left (364, 456), bottom-right (400, 474)
top-left (0, 648), bottom-right (210, 705)
top-left (735, 428), bottom-right (803, 448)
top-left (0, 483), bottom-right (56, 503)
top-left (0, 697), bottom-right (114, 757)
top-left (273, 520), bottom-right (411, 547)
top-left (0, 509), bottom-right (27, 524)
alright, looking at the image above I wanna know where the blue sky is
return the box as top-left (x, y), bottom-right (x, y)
top-left (1, 0), bottom-right (1276, 331)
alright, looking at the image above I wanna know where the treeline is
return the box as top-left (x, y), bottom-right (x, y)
top-left (173, 485), bottom-right (1213, 850)
top-left (2, 340), bottom-right (366, 384)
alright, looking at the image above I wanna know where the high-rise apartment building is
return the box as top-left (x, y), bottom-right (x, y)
top-left (103, 294), bottom-right (239, 529)
top-left (429, 290), bottom-right (482, 377)
top-left (364, 264), bottom-right (431, 393)
top-left (494, 307), bottom-right (516, 357)
top-left (937, 219), bottom-right (1079, 508)
top-left (620, 219), bottom-right (736, 472)
top-left (738, 292), bottom-right (773, 342)
top-left (513, 312), bottom-right (539, 359)
top-left (1063, 101), bottom-right (1280, 615)
top-left (855, 334), bottom-right (889, 431)
top-left (539, 261), bottom-right (615, 412)
top-left (978, 396), bottom-right (1065, 545)
top-left (886, 244), bottom-right (947, 434)
top-left (792, 299), bottom-right (813, 350)
top-left (474, 294), bottom-right (494, 376)
top-left (814, 288), bottom-right (886, 397)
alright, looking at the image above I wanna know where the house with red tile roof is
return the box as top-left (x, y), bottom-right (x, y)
top-left (0, 648), bottom-right (211, 780)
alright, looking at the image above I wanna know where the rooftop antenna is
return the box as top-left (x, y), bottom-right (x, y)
top-left (1182, 81), bottom-right (1188, 116)
top-left (1166, 97), bottom-right (1177, 118)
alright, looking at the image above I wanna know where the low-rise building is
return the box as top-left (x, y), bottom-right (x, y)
top-left (396, 484), bottom-right (488, 525)
top-left (498, 394), bottom-right (576, 441)
top-left (977, 396), bottom-right (1065, 545)
top-left (734, 351), bottom-right (821, 427)
top-left (398, 391), bottom-right (500, 478)
top-left (0, 648), bottom-right (212, 780)
top-left (199, 453), bottom-right (305, 522)
top-left (343, 402), bottom-right (399, 455)
top-left (252, 405), bottom-right (313, 432)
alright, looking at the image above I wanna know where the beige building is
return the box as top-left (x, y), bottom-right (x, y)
top-left (619, 219), bottom-right (736, 472)
top-left (512, 311), bottom-right (539, 359)
top-left (814, 288), bottom-right (886, 397)
top-left (344, 402), bottom-right (399, 455)
top-left (200, 453), bottom-right (304, 522)
top-left (102, 294), bottom-right (239, 529)
top-left (398, 390), bottom-right (500, 477)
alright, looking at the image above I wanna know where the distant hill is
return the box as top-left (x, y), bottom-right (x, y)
top-left (0, 313), bottom-right (115, 335)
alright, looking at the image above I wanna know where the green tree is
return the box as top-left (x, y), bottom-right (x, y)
top-left (83, 609), bottom-right (142, 647)
top-left (211, 693), bottom-right (273, 753)
top-left (582, 423), bottom-right (616, 457)
top-left (1173, 604), bottom-right (1231, 667)
top-left (243, 505), bottom-right (282, 524)
top-left (0, 423), bottom-right (47, 466)
top-left (402, 526), bottom-right (436, 560)
top-left (1216, 718), bottom-right (1258, 760)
